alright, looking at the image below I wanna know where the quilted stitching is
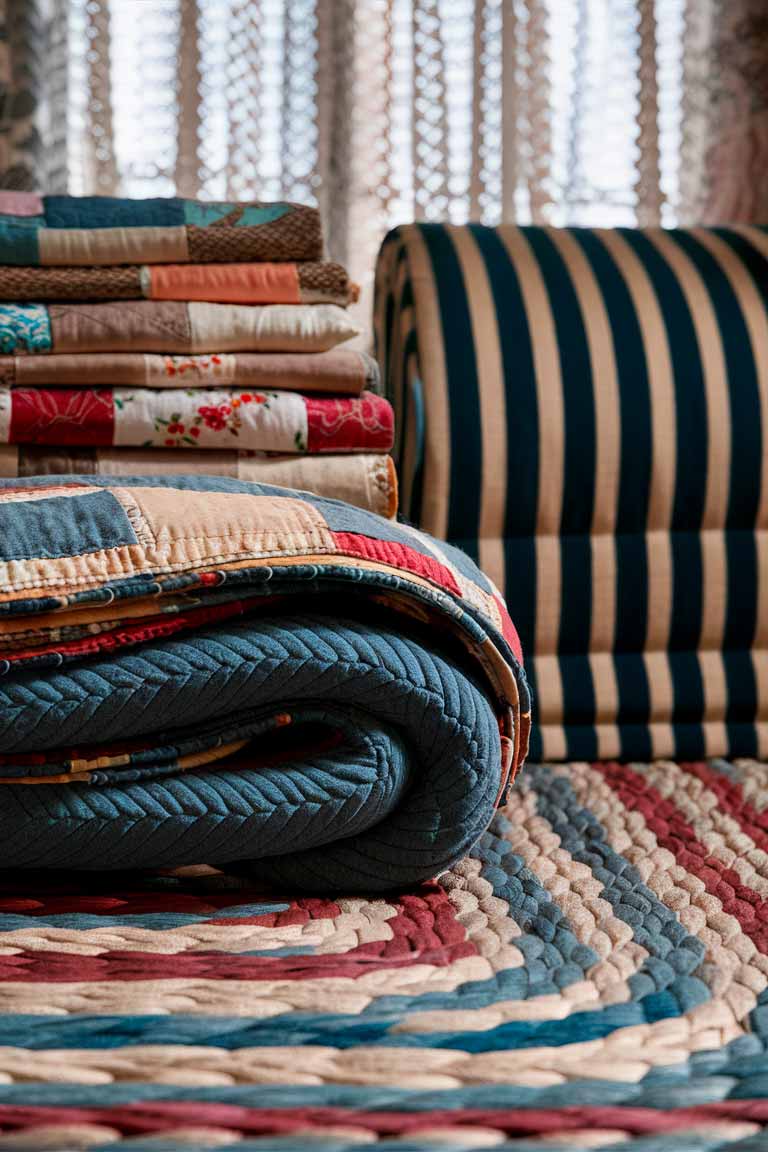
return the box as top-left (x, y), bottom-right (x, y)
top-left (0, 616), bottom-right (501, 891)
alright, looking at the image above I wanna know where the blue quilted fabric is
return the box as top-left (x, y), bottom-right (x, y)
top-left (0, 617), bottom-right (504, 884)
top-left (0, 476), bottom-right (529, 891)
top-left (0, 616), bottom-right (501, 891)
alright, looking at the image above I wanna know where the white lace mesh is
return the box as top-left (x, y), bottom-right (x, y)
top-left (43, 0), bottom-right (714, 285)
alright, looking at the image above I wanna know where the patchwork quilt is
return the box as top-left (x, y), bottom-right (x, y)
top-left (0, 347), bottom-right (378, 394)
top-left (0, 476), bottom-right (529, 892)
top-left (0, 261), bottom-right (356, 305)
top-left (0, 301), bottom-right (360, 355)
top-left (0, 194), bottom-right (323, 264)
top-left (0, 388), bottom-right (393, 453)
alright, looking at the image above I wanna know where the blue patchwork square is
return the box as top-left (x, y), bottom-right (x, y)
top-left (0, 490), bottom-right (138, 561)
top-left (183, 201), bottom-right (291, 227)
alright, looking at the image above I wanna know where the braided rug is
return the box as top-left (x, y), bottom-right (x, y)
top-left (0, 758), bottom-right (767, 1149)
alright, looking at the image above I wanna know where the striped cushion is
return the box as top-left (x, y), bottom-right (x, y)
top-left (374, 223), bottom-right (768, 763)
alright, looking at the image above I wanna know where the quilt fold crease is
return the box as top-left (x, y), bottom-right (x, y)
top-left (0, 476), bottom-right (530, 892)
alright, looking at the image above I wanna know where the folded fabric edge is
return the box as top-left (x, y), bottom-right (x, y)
top-left (0, 447), bottom-right (399, 519)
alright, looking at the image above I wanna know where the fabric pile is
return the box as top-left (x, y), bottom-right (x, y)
top-left (0, 193), bottom-right (397, 518)
top-left (0, 474), bottom-right (529, 890)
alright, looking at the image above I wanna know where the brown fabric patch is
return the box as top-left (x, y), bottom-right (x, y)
top-left (38, 225), bottom-right (189, 268)
top-left (50, 301), bottom-right (192, 354)
top-left (0, 267), bottom-right (141, 301)
top-left (297, 263), bottom-right (356, 305)
top-left (187, 206), bottom-right (323, 263)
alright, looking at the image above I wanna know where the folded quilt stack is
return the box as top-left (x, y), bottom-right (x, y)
top-left (0, 194), bottom-right (396, 515)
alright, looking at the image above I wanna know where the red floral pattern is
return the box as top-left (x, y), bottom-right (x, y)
top-left (154, 393), bottom-right (270, 446)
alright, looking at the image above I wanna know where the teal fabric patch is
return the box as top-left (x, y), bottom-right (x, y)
top-left (0, 304), bottom-right (52, 354)
top-left (0, 217), bottom-right (42, 265)
top-left (182, 201), bottom-right (291, 227)
top-left (43, 196), bottom-right (186, 228)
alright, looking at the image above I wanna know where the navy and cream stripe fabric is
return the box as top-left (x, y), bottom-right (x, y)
top-left (374, 223), bottom-right (768, 763)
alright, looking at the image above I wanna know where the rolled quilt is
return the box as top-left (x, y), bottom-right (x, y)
top-left (0, 348), bottom-right (378, 394)
top-left (0, 447), bottom-right (398, 518)
top-left (0, 194), bottom-right (323, 264)
top-left (0, 387), bottom-right (393, 453)
top-left (0, 301), bottom-right (360, 355)
top-left (0, 262), bottom-right (356, 306)
top-left (0, 477), bottom-right (530, 891)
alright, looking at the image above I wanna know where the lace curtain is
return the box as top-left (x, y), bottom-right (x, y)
top-left (1, 0), bottom-right (767, 296)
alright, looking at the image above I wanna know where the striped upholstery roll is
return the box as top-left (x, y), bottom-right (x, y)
top-left (374, 223), bottom-right (768, 763)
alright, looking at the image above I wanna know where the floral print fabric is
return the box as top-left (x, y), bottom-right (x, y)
top-left (3, 386), bottom-right (394, 454)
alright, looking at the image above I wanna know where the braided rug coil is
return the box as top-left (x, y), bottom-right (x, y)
top-left (0, 759), bottom-right (767, 1149)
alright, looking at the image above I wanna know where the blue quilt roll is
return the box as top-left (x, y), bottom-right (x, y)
top-left (0, 476), bottom-right (530, 892)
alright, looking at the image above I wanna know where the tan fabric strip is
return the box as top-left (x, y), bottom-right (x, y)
top-left (9, 349), bottom-right (369, 393)
top-left (50, 301), bottom-right (193, 354)
top-left (38, 225), bottom-right (190, 267)
top-left (402, 224), bottom-right (451, 540)
top-left (447, 225), bottom-right (507, 591)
